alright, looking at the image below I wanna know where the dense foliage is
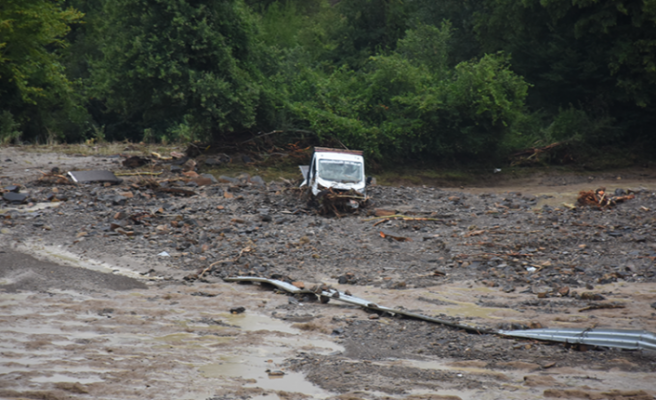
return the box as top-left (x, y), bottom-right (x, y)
top-left (0, 0), bottom-right (83, 143)
top-left (2, 0), bottom-right (654, 164)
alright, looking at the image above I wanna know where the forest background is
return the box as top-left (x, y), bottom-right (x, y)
top-left (1, 0), bottom-right (655, 166)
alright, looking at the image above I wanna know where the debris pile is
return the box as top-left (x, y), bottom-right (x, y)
top-left (312, 187), bottom-right (368, 216)
top-left (577, 187), bottom-right (635, 208)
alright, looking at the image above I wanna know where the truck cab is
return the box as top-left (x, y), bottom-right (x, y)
top-left (300, 147), bottom-right (367, 199)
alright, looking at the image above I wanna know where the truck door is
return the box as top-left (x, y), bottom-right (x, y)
top-left (309, 154), bottom-right (317, 186)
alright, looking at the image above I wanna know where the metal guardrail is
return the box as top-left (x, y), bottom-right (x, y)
top-left (224, 276), bottom-right (656, 352)
top-left (498, 328), bottom-right (656, 351)
top-left (224, 276), bottom-right (495, 334)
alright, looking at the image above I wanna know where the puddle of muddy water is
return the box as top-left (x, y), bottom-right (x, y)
top-left (0, 247), bottom-right (343, 400)
top-left (419, 290), bottom-right (520, 319)
top-left (195, 313), bottom-right (341, 398)
top-left (448, 180), bottom-right (656, 210)
top-left (199, 354), bottom-right (333, 397)
top-left (224, 312), bottom-right (300, 334)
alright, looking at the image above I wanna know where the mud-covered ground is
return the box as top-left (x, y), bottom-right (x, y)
top-left (1, 146), bottom-right (656, 400)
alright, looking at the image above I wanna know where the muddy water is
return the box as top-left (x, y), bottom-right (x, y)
top-left (0, 274), bottom-right (339, 399)
top-left (446, 177), bottom-right (656, 209)
top-left (2, 248), bottom-right (656, 400)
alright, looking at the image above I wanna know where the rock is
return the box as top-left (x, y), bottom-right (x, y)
top-left (122, 156), bottom-right (149, 168)
top-left (204, 157), bottom-right (223, 166)
top-left (112, 195), bottom-right (128, 206)
top-left (200, 173), bottom-right (218, 184)
top-left (3, 192), bottom-right (27, 204)
top-left (332, 327), bottom-right (345, 335)
top-left (580, 292), bottom-right (605, 301)
top-left (171, 165), bottom-right (182, 174)
top-left (115, 228), bottom-right (134, 237)
top-left (172, 156), bottom-right (189, 165)
top-left (182, 159), bottom-right (197, 172)
top-left (4, 185), bottom-right (19, 193)
top-left (237, 173), bottom-right (250, 184)
top-left (219, 175), bottom-right (239, 184)
top-left (251, 175), bottom-right (265, 186)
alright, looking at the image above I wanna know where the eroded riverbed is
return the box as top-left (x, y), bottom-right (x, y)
top-left (1, 147), bottom-right (656, 399)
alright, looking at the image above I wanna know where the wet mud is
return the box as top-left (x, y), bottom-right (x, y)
top-left (1, 147), bottom-right (656, 400)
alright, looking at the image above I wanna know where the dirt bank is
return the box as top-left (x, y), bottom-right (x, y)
top-left (1, 145), bottom-right (655, 400)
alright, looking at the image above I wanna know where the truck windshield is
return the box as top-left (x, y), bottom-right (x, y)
top-left (318, 159), bottom-right (363, 183)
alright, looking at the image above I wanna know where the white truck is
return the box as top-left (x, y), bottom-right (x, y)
top-left (299, 147), bottom-right (367, 211)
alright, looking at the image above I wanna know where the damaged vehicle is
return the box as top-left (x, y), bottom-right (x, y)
top-left (299, 147), bottom-right (368, 213)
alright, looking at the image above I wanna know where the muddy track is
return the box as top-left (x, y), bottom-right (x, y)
top-left (1, 146), bottom-right (656, 400)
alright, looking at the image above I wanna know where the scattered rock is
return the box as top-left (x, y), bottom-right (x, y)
top-left (3, 192), bottom-right (27, 204)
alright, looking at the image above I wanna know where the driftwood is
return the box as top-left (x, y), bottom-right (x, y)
top-left (577, 187), bottom-right (634, 208)
top-left (511, 142), bottom-right (563, 165)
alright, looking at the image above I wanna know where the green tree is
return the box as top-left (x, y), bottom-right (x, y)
top-left (91, 0), bottom-right (264, 141)
top-left (405, 0), bottom-right (482, 65)
top-left (0, 0), bottom-right (83, 142)
top-left (474, 0), bottom-right (656, 145)
top-left (329, 0), bottom-right (409, 67)
top-left (278, 24), bottom-right (529, 162)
